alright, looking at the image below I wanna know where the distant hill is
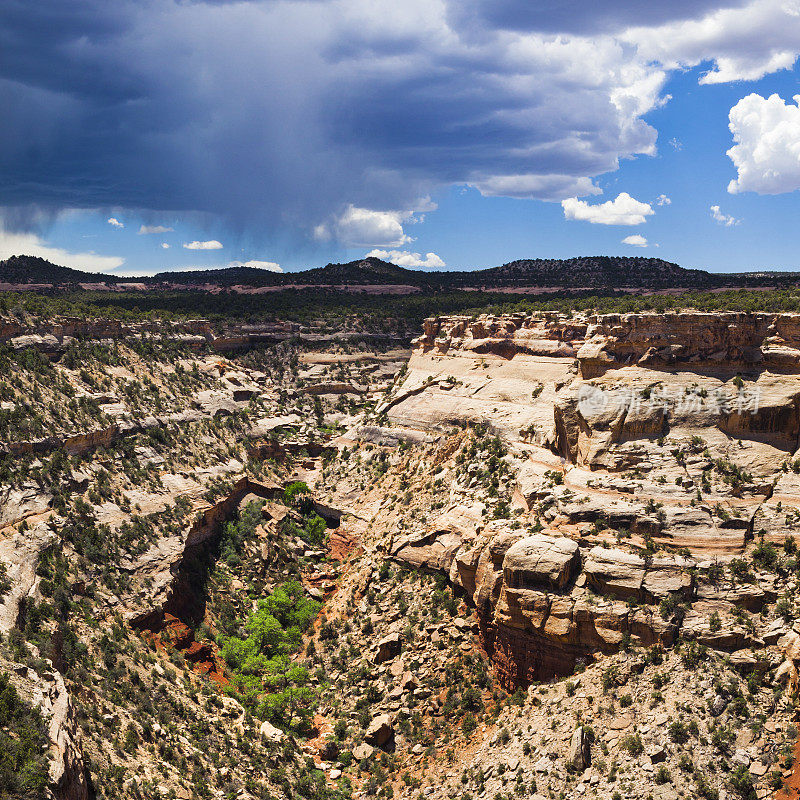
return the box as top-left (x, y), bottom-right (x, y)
top-left (470, 256), bottom-right (715, 289)
top-left (0, 255), bottom-right (120, 284)
top-left (2, 252), bottom-right (800, 292)
top-left (150, 265), bottom-right (284, 286)
top-left (150, 257), bottom-right (417, 287)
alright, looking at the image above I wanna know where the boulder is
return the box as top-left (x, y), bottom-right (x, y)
top-left (641, 556), bottom-right (694, 601)
top-left (352, 743), bottom-right (374, 760)
top-left (775, 659), bottom-right (798, 689)
top-left (400, 671), bottom-right (417, 692)
top-left (373, 633), bottom-right (401, 665)
top-left (392, 529), bottom-right (463, 572)
top-left (710, 694), bottom-right (729, 716)
top-left (364, 714), bottom-right (394, 748)
top-left (259, 720), bottom-right (284, 743)
top-left (534, 755), bottom-right (551, 774)
top-left (728, 650), bottom-right (768, 674)
top-left (567, 727), bottom-right (591, 771)
top-left (647, 744), bottom-right (667, 763)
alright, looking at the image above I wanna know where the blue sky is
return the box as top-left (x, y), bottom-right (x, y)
top-left (2, 0), bottom-right (800, 276)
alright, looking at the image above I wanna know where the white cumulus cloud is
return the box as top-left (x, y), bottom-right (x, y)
top-left (727, 93), bottom-right (800, 195)
top-left (621, 234), bottom-right (649, 246)
top-left (710, 205), bottom-right (741, 226)
top-left (656, 194), bottom-right (671, 205)
top-left (0, 227), bottom-right (124, 273)
top-left (107, 217), bottom-right (124, 228)
top-left (139, 224), bottom-right (174, 234)
top-left (315, 204), bottom-right (436, 247)
top-left (627, 0), bottom-right (800, 85)
top-left (160, 243), bottom-right (170, 249)
top-left (183, 240), bottom-right (223, 250)
top-left (562, 192), bottom-right (654, 225)
top-left (229, 259), bottom-right (283, 273)
top-left (365, 249), bottom-right (446, 269)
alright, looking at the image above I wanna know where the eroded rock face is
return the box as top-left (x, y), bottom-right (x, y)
top-left (125, 477), bottom-right (283, 626)
top-left (0, 522), bottom-right (56, 633)
top-left (392, 518), bottom-right (684, 686)
top-left (3, 660), bottom-right (88, 800)
top-left (568, 726), bottom-right (591, 771)
top-left (397, 312), bottom-right (800, 464)
top-left (502, 535), bottom-right (579, 591)
top-left (259, 720), bottom-right (284, 744)
top-left (414, 311), bottom-right (800, 375)
top-left (383, 310), bottom-right (800, 688)
top-left (584, 547), bottom-right (693, 603)
top-left (373, 632), bottom-right (402, 664)
top-left (0, 483), bottom-right (52, 527)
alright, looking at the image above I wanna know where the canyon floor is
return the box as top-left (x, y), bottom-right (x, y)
top-left (2, 308), bottom-right (800, 800)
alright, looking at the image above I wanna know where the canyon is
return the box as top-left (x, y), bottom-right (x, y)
top-left (0, 307), bottom-right (798, 800)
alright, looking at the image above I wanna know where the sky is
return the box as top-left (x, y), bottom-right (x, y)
top-left (2, 0), bottom-right (800, 276)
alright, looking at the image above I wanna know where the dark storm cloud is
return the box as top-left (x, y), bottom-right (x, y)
top-left (0, 0), bottom-right (754, 242)
top-left (448, 0), bottom-right (751, 36)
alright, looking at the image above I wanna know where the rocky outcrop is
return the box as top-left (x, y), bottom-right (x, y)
top-left (583, 547), bottom-right (693, 603)
top-left (567, 726), bottom-right (591, 771)
top-left (414, 311), bottom-right (800, 376)
top-left (414, 314), bottom-right (584, 360)
top-left (576, 312), bottom-right (800, 377)
top-left (396, 312), bottom-right (800, 458)
top-left (0, 483), bottom-right (53, 527)
top-left (126, 477), bottom-right (283, 626)
top-left (379, 310), bottom-right (800, 690)
top-left (0, 522), bottom-right (56, 633)
top-left (0, 314), bottom-right (404, 357)
top-left (373, 632), bottom-right (402, 664)
top-left (502, 535), bottom-right (580, 590)
top-left (3, 660), bottom-right (88, 800)
top-left (1, 407), bottom-right (212, 459)
top-left (301, 381), bottom-right (366, 396)
top-left (392, 516), bottom-right (685, 686)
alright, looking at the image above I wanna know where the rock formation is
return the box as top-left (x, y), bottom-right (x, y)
top-left (3, 659), bottom-right (88, 800)
top-left (380, 311), bottom-right (800, 687)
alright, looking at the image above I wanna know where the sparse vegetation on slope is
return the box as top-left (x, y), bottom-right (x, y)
top-left (0, 673), bottom-right (50, 799)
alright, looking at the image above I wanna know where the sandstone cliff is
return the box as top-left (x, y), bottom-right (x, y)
top-left (368, 311), bottom-right (800, 685)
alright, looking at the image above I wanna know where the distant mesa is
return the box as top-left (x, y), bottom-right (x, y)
top-left (1, 253), bottom-right (799, 293)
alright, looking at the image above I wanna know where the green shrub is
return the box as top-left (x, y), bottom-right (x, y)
top-left (776, 597), bottom-right (794, 620)
top-left (728, 764), bottom-right (756, 799)
top-left (620, 734), bottom-right (643, 755)
top-left (461, 713), bottom-right (477, 736)
top-left (669, 720), bottom-right (689, 744)
top-left (283, 481), bottom-right (312, 513)
top-left (655, 766), bottom-right (671, 784)
top-left (681, 639), bottom-right (708, 669)
top-left (303, 513), bottom-right (327, 546)
top-left (601, 666), bottom-right (619, 693)
top-left (659, 594), bottom-right (684, 621)
top-left (751, 540), bottom-right (778, 570)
